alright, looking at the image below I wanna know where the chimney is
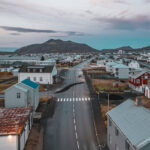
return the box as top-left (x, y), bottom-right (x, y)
top-left (135, 97), bottom-right (141, 106)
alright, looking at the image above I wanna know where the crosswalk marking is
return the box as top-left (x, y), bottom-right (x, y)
top-left (57, 97), bottom-right (91, 102)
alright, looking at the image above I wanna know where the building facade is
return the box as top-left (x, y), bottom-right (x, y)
top-left (18, 65), bottom-right (57, 84)
top-left (5, 79), bottom-right (39, 111)
top-left (107, 99), bottom-right (150, 150)
top-left (0, 107), bottom-right (33, 150)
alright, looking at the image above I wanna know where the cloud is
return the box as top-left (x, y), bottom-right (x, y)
top-left (0, 26), bottom-right (86, 36)
top-left (0, 26), bottom-right (57, 33)
top-left (10, 33), bottom-right (21, 36)
top-left (94, 15), bottom-right (150, 30)
top-left (85, 10), bottom-right (93, 14)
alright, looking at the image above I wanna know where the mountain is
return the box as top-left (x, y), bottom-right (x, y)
top-left (15, 39), bottom-right (99, 54)
top-left (101, 46), bottom-right (134, 53)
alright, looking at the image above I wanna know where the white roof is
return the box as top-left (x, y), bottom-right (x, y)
top-left (107, 99), bottom-right (150, 149)
top-left (113, 64), bottom-right (129, 69)
top-left (14, 84), bottom-right (28, 92)
top-left (106, 62), bottom-right (118, 66)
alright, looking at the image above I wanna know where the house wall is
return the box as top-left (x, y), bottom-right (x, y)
top-left (19, 83), bottom-right (39, 111)
top-left (113, 68), bottom-right (129, 79)
top-left (145, 87), bottom-right (150, 98)
top-left (0, 135), bottom-right (17, 150)
top-left (5, 86), bottom-right (27, 108)
top-left (107, 116), bottom-right (135, 150)
top-left (18, 72), bottom-right (53, 84)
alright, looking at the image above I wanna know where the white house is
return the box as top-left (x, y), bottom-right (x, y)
top-left (0, 107), bottom-right (32, 150)
top-left (18, 65), bottom-right (57, 84)
top-left (107, 98), bottom-right (150, 150)
top-left (5, 79), bottom-right (39, 111)
top-left (128, 61), bottom-right (140, 69)
top-left (97, 60), bottom-right (106, 67)
top-left (112, 64), bottom-right (130, 79)
top-left (106, 62), bottom-right (118, 72)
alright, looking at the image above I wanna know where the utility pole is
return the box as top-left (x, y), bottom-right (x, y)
top-left (108, 93), bottom-right (110, 111)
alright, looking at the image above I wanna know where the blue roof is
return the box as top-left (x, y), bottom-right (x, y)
top-left (21, 79), bottom-right (39, 89)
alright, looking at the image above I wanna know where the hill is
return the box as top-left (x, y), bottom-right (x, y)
top-left (15, 39), bottom-right (99, 54)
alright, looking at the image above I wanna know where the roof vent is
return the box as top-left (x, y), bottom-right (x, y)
top-left (136, 97), bottom-right (141, 106)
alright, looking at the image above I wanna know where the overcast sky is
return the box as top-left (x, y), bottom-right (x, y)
top-left (0, 0), bottom-right (150, 49)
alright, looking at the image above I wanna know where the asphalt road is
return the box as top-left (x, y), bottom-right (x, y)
top-left (43, 60), bottom-right (98, 150)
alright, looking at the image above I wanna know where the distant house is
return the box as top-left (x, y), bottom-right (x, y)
top-left (5, 79), bottom-right (39, 111)
top-left (0, 66), bottom-right (13, 72)
top-left (129, 71), bottom-right (150, 92)
top-left (106, 62), bottom-right (118, 72)
top-left (107, 98), bottom-right (150, 150)
top-left (128, 61), bottom-right (140, 69)
top-left (112, 64), bottom-right (130, 79)
top-left (18, 65), bottom-right (57, 84)
top-left (97, 60), bottom-right (106, 67)
top-left (0, 107), bottom-right (32, 150)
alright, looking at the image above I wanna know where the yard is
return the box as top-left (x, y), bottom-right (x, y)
top-left (0, 80), bottom-right (17, 94)
top-left (0, 72), bottom-right (14, 81)
top-left (92, 79), bottom-right (129, 92)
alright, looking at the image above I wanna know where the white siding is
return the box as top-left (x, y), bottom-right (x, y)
top-left (5, 86), bottom-right (27, 108)
top-left (18, 72), bottom-right (52, 84)
top-left (0, 135), bottom-right (17, 150)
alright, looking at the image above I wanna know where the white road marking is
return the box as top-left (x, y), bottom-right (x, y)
top-left (77, 141), bottom-right (80, 149)
top-left (75, 132), bottom-right (78, 139)
top-left (74, 125), bottom-right (77, 131)
top-left (74, 118), bottom-right (76, 124)
top-left (57, 97), bottom-right (91, 102)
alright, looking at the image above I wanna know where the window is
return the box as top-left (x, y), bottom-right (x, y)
top-left (33, 77), bottom-right (36, 81)
top-left (125, 141), bottom-right (130, 150)
top-left (40, 77), bottom-right (43, 81)
top-left (136, 79), bottom-right (140, 84)
top-left (145, 76), bottom-right (148, 79)
top-left (109, 134), bottom-right (112, 145)
top-left (109, 119), bottom-right (112, 126)
top-left (40, 69), bottom-right (42, 73)
top-left (115, 127), bottom-right (119, 136)
top-left (17, 93), bottom-right (21, 99)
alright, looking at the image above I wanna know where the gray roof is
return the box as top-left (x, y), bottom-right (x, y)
top-left (131, 70), bottom-right (149, 79)
top-left (107, 99), bottom-right (150, 149)
top-left (113, 64), bottom-right (129, 69)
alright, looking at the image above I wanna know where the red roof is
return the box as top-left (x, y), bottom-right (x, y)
top-left (0, 107), bottom-right (32, 135)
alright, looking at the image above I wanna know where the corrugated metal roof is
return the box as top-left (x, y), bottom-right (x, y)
top-left (21, 79), bottom-right (39, 89)
top-left (131, 70), bottom-right (150, 79)
top-left (107, 99), bottom-right (150, 149)
top-left (106, 62), bottom-right (118, 66)
top-left (0, 107), bottom-right (32, 135)
top-left (113, 64), bottom-right (129, 69)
